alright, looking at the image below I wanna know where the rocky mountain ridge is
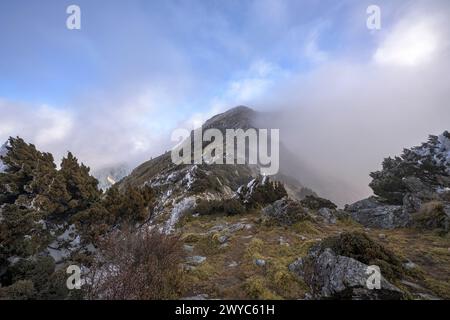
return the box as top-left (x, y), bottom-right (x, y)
top-left (119, 106), bottom-right (316, 232)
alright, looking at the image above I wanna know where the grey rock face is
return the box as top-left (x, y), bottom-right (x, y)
top-left (402, 193), bottom-right (422, 214)
top-left (186, 255), bottom-right (206, 265)
top-left (262, 198), bottom-right (308, 225)
top-left (345, 197), bottom-right (411, 229)
top-left (403, 176), bottom-right (432, 194)
top-left (289, 246), bottom-right (404, 300)
top-left (317, 207), bottom-right (337, 224)
top-left (443, 204), bottom-right (450, 217)
top-left (345, 197), bottom-right (382, 211)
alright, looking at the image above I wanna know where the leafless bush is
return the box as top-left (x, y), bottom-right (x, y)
top-left (85, 227), bottom-right (185, 300)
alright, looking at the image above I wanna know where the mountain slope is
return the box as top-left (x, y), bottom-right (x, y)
top-left (120, 106), bottom-right (316, 231)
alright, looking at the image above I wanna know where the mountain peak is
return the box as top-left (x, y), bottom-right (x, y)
top-left (203, 105), bottom-right (257, 131)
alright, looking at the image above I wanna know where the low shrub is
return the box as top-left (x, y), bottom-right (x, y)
top-left (300, 195), bottom-right (337, 210)
top-left (412, 201), bottom-right (449, 233)
top-left (193, 198), bottom-right (246, 216)
top-left (85, 228), bottom-right (185, 300)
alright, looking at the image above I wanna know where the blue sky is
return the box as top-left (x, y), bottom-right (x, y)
top-left (1, 0), bottom-right (449, 202)
top-left (0, 0), bottom-right (382, 108)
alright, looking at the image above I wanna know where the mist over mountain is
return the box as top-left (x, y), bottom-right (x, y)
top-left (93, 163), bottom-right (131, 191)
top-left (1, 0), bottom-right (450, 303)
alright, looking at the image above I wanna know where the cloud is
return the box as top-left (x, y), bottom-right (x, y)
top-left (304, 24), bottom-right (329, 63)
top-left (253, 3), bottom-right (450, 205)
top-left (374, 18), bottom-right (439, 66)
top-left (0, 82), bottom-right (186, 169)
top-left (0, 100), bottom-right (73, 152)
top-left (35, 105), bottom-right (73, 145)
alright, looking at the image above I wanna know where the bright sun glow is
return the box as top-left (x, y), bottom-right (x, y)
top-left (374, 20), bottom-right (439, 67)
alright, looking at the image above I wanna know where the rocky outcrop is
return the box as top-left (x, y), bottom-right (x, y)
top-left (236, 176), bottom-right (287, 207)
top-left (316, 207), bottom-right (337, 224)
top-left (300, 195), bottom-right (337, 211)
top-left (290, 248), bottom-right (403, 299)
top-left (345, 131), bottom-right (450, 229)
top-left (369, 131), bottom-right (450, 205)
top-left (262, 198), bottom-right (308, 225)
top-left (345, 197), bottom-right (410, 229)
top-left (289, 233), bottom-right (405, 299)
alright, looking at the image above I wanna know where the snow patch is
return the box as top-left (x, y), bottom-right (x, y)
top-left (165, 197), bottom-right (196, 233)
top-left (183, 165), bottom-right (198, 190)
top-left (0, 141), bottom-right (9, 173)
top-left (412, 132), bottom-right (450, 174)
top-left (46, 224), bottom-right (81, 264)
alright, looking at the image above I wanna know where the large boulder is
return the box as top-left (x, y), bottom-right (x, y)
top-left (345, 197), bottom-right (410, 229)
top-left (316, 207), bottom-right (337, 224)
top-left (402, 193), bottom-right (422, 214)
top-left (289, 232), bottom-right (405, 299)
top-left (261, 198), bottom-right (308, 225)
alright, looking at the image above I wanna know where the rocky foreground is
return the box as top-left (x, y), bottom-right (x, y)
top-left (174, 131), bottom-right (450, 300)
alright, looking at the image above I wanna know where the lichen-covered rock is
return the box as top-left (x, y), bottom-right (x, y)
top-left (345, 197), bottom-right (410, 229)
top-left (402, 193), bottom-right (422, 213)
top-left (317, 207), bottom-right (337, 224)
top-left (262, 198), bottom-right (308, 225)
top-left (289, 248), bottom-right (403, 299)
top-left (289, 232), bottom-right (406, 299)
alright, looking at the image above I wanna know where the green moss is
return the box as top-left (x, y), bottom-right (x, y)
top-left (181, 232), bottom-right (206, 243)
top-left (245, 238), bottom-right (264, 259)
top-left (292, 220), bottom-right (321, 235)
top-left (0, 280), bottom-right (36, 300)
top-left (195, 234), bottom-right (224, 255)
top-left (190, 198), bottom-right (246, 216)
top-left (187, 262), bottom-right (217, 282)
top-left (300, 195), bottom-right (337, 210)
top-left (423, 276), bottom-right (450, 299)
top-left (266, 258), bottom-right (308, 298)
top-left (243, 276), bottom-right (281, 300)
top-left (336, 215), bottom-right (361, 228)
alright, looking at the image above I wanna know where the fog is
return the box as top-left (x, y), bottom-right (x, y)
top-left (256, 11), bottom-right (450, 205)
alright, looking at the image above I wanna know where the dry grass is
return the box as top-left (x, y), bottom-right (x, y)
top-left (177, 209), bottom-right (450, 299)
top-left (85, 228), bottom-right (185, 300)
